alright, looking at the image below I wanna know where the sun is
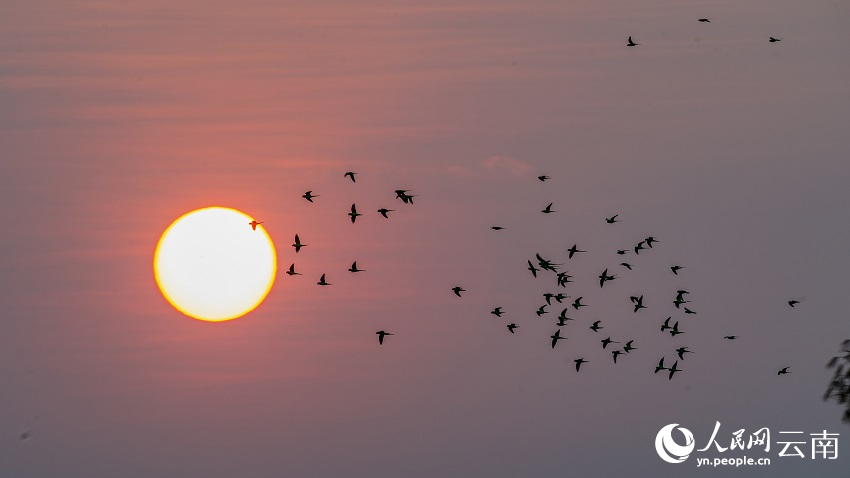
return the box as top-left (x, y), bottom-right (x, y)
top-left (154, 207), bottom-right (277, 322)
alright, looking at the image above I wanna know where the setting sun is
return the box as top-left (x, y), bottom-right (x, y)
top-left (153, 207), bottom-right (277, 322)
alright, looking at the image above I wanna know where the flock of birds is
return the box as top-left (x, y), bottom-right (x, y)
top-left (625, 17), bottom-right (783, 48)
top-left (246, 170), bottom-right (800, 380)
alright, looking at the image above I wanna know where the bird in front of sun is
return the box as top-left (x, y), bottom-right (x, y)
top-left (249, 220), bottom-right (264, 230)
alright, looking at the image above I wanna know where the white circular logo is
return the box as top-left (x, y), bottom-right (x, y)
top-left (655, 424), bottom-right (695, 463)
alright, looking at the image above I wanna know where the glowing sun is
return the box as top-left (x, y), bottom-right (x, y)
top-left (154, 207), bottom-right (277, 322)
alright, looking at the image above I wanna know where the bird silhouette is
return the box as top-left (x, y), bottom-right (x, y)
top-left (698, 18), bottom-right (711, 22)
top-left (286, 263), bottom-right (301, 276)
top-left (536, 305), bottom-right (548, 317)
top-left (249, 220), bottom-right (263, 230)
top-left (655, 357), bottom-right (668, 373)
top-left (344, 171), bottom-right (357, 182)
top-left (674, 290), bottom-right (691, 308)
top-left (507, 323), bottom-right (519, 333)
top-left (567, 244), bottom-right (585, 259)
top-left (349, 204), bottom-right (362, 223)
top-left (635, 241), bottom-right (645, 254)
top-left (788, 300), bottom-right (800, 308)
top-left (527, 260), bottom-right (539, 278)
top-left (302, 191), bottom-right (318, 202)
top-left (769, 36), bottom-right (782, 42)
top-left (627, 36), bottom-right (639, 47)
top-left (536, 253), bottom-right (561, 272)
top-left (669, 321), bottom-right (683, 336)
top-left (452, 286), bottom-right (465, 297)
top-left (574, 358), bottom-right (587, 372)
top-left (348, 261), bottom-right (364, 273)
top-left (724, 335), bottom-right (738, 340)
top-left (550, 329), bottom-right (567, 348)
top-left (376, 330), bottom-right (393, 344)
top-left (317, 274), bottom-right (331, 286)
top-left (676, 347), bottom-right (693, 360)
top-left (395, 190), bottom-right (416, 204)
top-left (606, 214), bottom-right (620, 224)
top-left (543, 293), bottom-right (555, 305)
top-left (683, 307), bottom-right (697, 315)
top-left (668, 361), bottom-right (682, 380)
top-left (630, 295), bottom-right (646, 313)
top-left (553, 293), bottom-right (568, 303)
top-left (556, 316), bottom-right (571, 327)
top-left (377, 208), bottom-right (394, 218)
top-left (601, 337), bottom-right (620, 349)
top-left (491, 307), bottom-right (504, 317)
top-left (491, 226), bottom-right (506, 231)
top-left (538, 175), bottom-right (551, 181)
top-left (599, 269), bottom-right (616, 287)
top-left (778, 367), bottom-right (791, 375)
top-left (612, 350), bottom-right (624, 363)
top-left (645, 237), bottom-right (658, 248)
top-left (671, 265), bottom-right (684, 275)
top-left (617, 249), bottom-right (628, 255)
top-left (292, 234), bottom-right (307, 252)
top-left (624, 340), bottom-right (637, 353)
top-left (558, 308), bottom-right (572, 321)
top-left (556, 271), bottom-right (574, 287)
top-left (541, 203), bottom-right (555, 214)
top-left (620, 262), bottom-right (632, 270)
top-left (661, 317), bottom-right (672, 332)
top-left (572, 297), bottom-right (586, 310)
top-left (590, 320), bottom-right (602, 332)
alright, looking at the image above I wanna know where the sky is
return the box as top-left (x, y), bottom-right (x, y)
top-left (2, 0), bottom-right (850, 476)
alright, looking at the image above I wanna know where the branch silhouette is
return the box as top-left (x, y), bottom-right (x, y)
top-left (824, 339), bottom-right (850, 424)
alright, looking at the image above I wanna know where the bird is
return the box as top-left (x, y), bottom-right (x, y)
top-left (527, 260), bottom-right (539, 278)
top-left (538, 175), bottom-right (551, 182)
top-left (674, 291), bottom-right (690, 309)
top-left (317, 274), bottom-right (331, 286)
top-left (698, 18), bottom-right (711, 22)
top-left (302, 191), bottom-right (318, 202)
top-left (627, 36), bottom-right (639, 47)
top-left (635, 241), bottom-right (645, 254)
top-left (567, 244), bottom-right (585, 259)
top-left (452, 286), bottom-right (465, 297)
top-left (601, 337), bottom-right (620, 349)
top-left (507, 323), bottom-right (519, 333)
top-left (377, 208), bottom-right (394, 218)
top-left (543, 293), bottom-right (555, 305)
top-left (349, 204), bottom-right (362, 223)
top-left (344, 171), bottom-right (357, 182)
top-left (620, 262), bottom-right (632, 270)
top-left (778, 367), bottom-right (791, 375)
top-left (612, 350), bottom-right (624, 363)
top-left (574, 358), bottom-right (587, 372)
top-left (668, 361), bottom-right (682, 380)
top-left (788, 300), bottom-right (800, 308)
top-left (645, 237), bottom-right (658, 248)
top-left (630, 295), bottom-right (646, 313)
top-left (376, 330), bottom-right (393, 344)
top-left (571, 297), bottom-right (586, 310)
top-left (536, 305), bottom-right (548, 317)
top-left (624, 340), bottom-right (637, 353)
top-left (536, 253), bottom-right (561, 272)
top-left (286, 264), bottom-right (301, 276)
top-left (550, 329), bottom-right (567, 348)
top-left (558, 308), bottom-right (572, 320)
top-left (617, 249), bottom-right (628, 255)
top-left (671, 265), bottom-right (684, 275)
top-left (491, 226), bottom-right (506, 231)
top-left (553, 293), bottom-right (568, 303)
top-left (395, 190), bottom-right (416, 204)
top-left (541, 203), bottom-right (555, 214)
top-left (769, 36), bottom-right (782, 42)
top-left (676, 347), bottom-right (693, 360)
top-left (292, 234), bottom-right (307, 252)
top-left (661, 317), bottom-right (672, 332)
top-left (606, 214), bottom-right (620, 224)
top-left (556, 271), bottom-right (574, 287)
top-left (491, 307), bottom-right (504, 317)
top-left (599, 269), bottom-right (616, 287)
top-left (590, 320), bottom-right (603, 332)
top-left (348, 261), bottom-right (364, 273)
top-left (669, 321), bottom-right (683, 336)
top-left (249, 220), bottom-right (263, 230)
top-left (724, 335), bottom-right (738, 340)
top-left (683, 307), bottom-right (697, 315)
top-left (655, 357), bottom-right (668, 374)
top-left (556, 316), bottom-right (570, 327)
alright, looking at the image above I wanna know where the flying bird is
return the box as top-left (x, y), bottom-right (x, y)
top-left (556, 272), bottom-right (574, 287)
top-left (617, 249), bottom-right (628, 255)
top-left (655, 357), bottom-right (668, 373)
top-left (491, 307), bottom-right (504, 317)
top-left (376, 330), bottom-right (393, 345)
top-left (574, 358), bottom-right (587, 372)
top-left (698, 18), bottom-right (711, 22)
top-left (249, 220), bottom-right (263, 230)
top-left (286, 264), bottom-right (301, 276)
top-left (377, 208), bottom-right (394, 218)
top-left (624, 340), bottom-right (637, 353)
top-left (292, 234), bottom-right (307, 252)
top-left (395, 190), bottom-right (416, 204)
top-left (661, 317), bottom-right (672, 332)
top-left (349, 204), bottom-right (362, 223)
top-left (674, 290), bottom-right (690, 308)
top-left (669, 321), bottom-right (683, 336)
top-left (627, 36), bottom-right (639, 47)
top-left (601, 337), bottom-right (620, 349)
top-left (536, 253), bottom-right (561, 272)
top-left (550, 329), bottom-right (567, 348)
top-left (348, 261), bottom-right (364, 273)
top-left (724, 335), bottom-right (738, 340)
top-left (452, 286), bottom-right (465, 297)
top-left (769, 36), bottom-right (782, 42)
top-left (788, 300), bottom-right (800, 308)
top-left (668, 361), bottom-right (682, 380)
top-left (302, 191), bottom-right (318, 202)
top-left (620, 262), bottom-right (632, 270)
top-left (536, 305), bottom-right (548, 317)
top-left (317, 274), bottom-right (331, 286)
top-left (507, 323), bottom-right (519, 333)
top-left (558, 308), bottom-right (572, 321)
top-left (538, 175), bottom-right (551, 182)
top-left (556, 316), bottom-right (570, 327)
top-left (590, 320), bottom-right (603, 332)
top-left (676, 347), bottom-right (693, 360)
top-left (567, 244), bottom-right (585, 259)
top-left (645, 237), bottom-right (658, 248)
top-left (612, 350), bottom-right (624, 363)
top-left (630, 295), bottom-right (646, 313)
top-left (778, 367), bottom-right (791, 375)
top-left (599, 269), bottom-right (616, 287)
top-left (671, 265), bottom-right (684, 275)
top-left (491, 226), bottom-right (506, 231)
top-left (572, 297), bottom-right (586, 310)
top-left (635, 241), bottom-right (645, 254)
top-left (541, 203), bottom-right (555, 214)
top-left (606, 214), bottom-right (620, 224)
top-left (527, 260), bottom-right (539, 278)
top-left (683, 307), bottom-right (697, 315)
top-left (344, 171), bottom-right (357, 182)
